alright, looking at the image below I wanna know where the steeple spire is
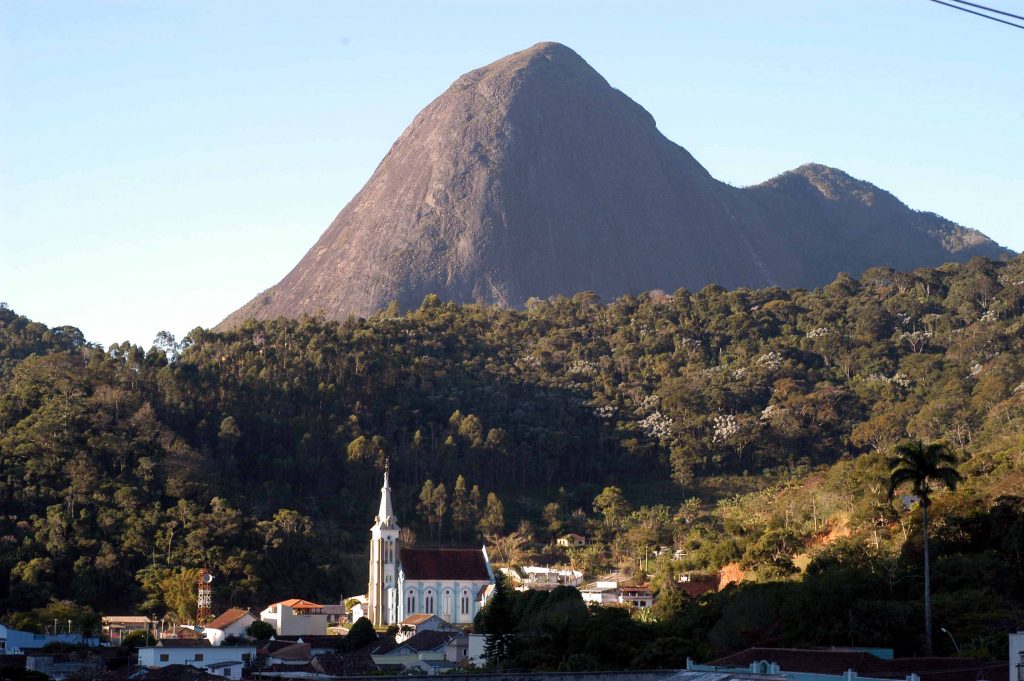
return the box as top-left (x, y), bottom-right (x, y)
top-left (376, 459), bottom-right (396, 527)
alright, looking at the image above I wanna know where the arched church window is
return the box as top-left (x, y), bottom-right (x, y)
top-left (424, 589), bottom-right (435, 613)
top-left (442, 589), bottom-right (452, 616)
top-left (460, 590), bottom-right (470, 615)
top-left (406, 590), bottom-right (416, 614)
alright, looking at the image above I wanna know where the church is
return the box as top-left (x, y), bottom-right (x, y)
top-left (367, 464), bottom-right (495, 627)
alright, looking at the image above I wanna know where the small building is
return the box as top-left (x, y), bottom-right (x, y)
top-left (203, 609), bottom-right (256, 646)
top-left (312, 651), bottom-right (379, 676)
top-left (259, 599), bottom-right (328, 637)
top-left (24, 651), bottom-right (105, 681)
top-left (137, 640), bottom-right (255, 678)
top-left (579, 584), bottom-right (619, 605)
top-left (618, 584), bottom-right (654, 608)
top-left (556, 533), bottom-right (588, 548)
top-left (204, 659), bottom-right (246, 680)
top-left (371, 630), bottom-right (463, 673)
top-left (518, 565), bottom-right (584, 591)
top-left (345, 596), bottom-right (368, 624)
top-left (0, 623), bottom-right (100, 653)
top-left (397, 614), bottom-right (457, 643)
top-left (129, 663), bottom-right (223, 681)
top-left (322, 604), bottom-right (346, 628)
top-left (101, 616), bottom-right (153, 645)
top-left (259, 640), bottom-right (311, 667)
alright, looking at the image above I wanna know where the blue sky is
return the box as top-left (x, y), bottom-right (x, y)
top-left (2, 0), bottom-right (1022, 348)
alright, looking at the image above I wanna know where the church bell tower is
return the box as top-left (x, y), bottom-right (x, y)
top-left (368, 461), bottom-right (400, 625)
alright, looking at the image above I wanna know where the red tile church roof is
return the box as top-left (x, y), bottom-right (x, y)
top-left (400, 548), bottom-right (490, 581)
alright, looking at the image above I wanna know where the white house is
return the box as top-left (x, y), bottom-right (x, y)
top-left (556, 533), bottom-right (588, 548)
top-left (260, 599), bottom-right (328, 637)
top-left (203, 609), bottom-right (256, 645)
top-left (137, 641), bottom-right (255, 680)
top-left (618, 584), bottom-right (654, 608)
top-left (579, 584), bottom-right (619, 605)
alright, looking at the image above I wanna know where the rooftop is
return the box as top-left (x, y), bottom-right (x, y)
top-left (204, 609), bottom-right (251, 631)
top-left (400, 548), bottom-right (491, 581)
top-left (266, 599), bottom-right (323, 610)
top-left (707, 647), bottom-right (1009, 681)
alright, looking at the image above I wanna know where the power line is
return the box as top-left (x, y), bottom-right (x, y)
top-left (926, 0), bottom-right (1024, 29)
top-left (950, 0), bottom-right (1024, 23)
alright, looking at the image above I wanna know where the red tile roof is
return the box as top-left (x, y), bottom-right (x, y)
top-left (204, 608), bottom-right (251, 631)
top-left (270, 598), bottom-right (323, 609)
top-left (400, 548), bottom-right (490, 581)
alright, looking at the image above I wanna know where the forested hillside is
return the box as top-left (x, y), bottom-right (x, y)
top-left (1, 255), bottom-right (1023, 656)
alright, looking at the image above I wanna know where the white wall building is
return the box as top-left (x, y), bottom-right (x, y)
top-left (260, 599), bottom-right (328, 637)
top-left (137, 642), bottom-right (255, 680)
top-left (203, 609), bottom-right (256, 646)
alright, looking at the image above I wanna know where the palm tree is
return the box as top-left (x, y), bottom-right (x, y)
top-left (888, 439), bottom-right (963, 655)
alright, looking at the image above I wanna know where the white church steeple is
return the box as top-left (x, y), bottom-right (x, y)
top-left (368, 460), bottom-right (400, 625)
top-left (375, 460), bottom-right (397, 528)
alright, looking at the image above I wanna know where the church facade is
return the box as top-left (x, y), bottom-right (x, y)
top-left (367, 466), bottom-right (495, 627)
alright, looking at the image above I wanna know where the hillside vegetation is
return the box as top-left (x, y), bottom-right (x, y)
top-left (1, 255), bottom-right (1023, 657)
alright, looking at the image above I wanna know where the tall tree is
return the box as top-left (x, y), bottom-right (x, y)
top-left (887, 439), bottom-right (962, 655)
top-left (478, 492), bottom-right (505, 537)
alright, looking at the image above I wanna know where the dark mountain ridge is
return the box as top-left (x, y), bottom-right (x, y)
top-left (220, 42), bottom-right (1010, 327)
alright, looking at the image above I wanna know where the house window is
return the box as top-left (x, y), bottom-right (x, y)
top-left (195, 654), bottom-right (204, 661)
top-left (424, 590), bottom-right (435, 613)
top-left (159, 654), bottom-right (169, 662)
top-left (460, 590), bottom-right (470, 615)
top-left (269, 605), bottom-right (277, 613)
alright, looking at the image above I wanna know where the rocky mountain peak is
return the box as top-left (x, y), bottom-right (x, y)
top-left (219, 44), bottom-right (1011, 328)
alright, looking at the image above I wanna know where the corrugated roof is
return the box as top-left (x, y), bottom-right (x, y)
top-left (400, 548), bottom-right (490, 581)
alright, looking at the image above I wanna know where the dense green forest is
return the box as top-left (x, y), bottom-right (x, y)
top-left (1, 255), bottom-right (1023, 658)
